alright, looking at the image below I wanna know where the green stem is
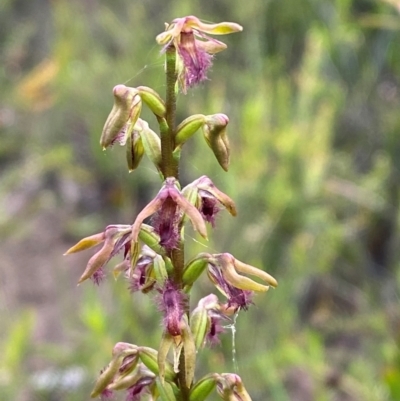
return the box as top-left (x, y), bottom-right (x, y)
top-left (161, 44), bottom-right (179, 179)
top-left (162, 44), bottom-right (190, 400)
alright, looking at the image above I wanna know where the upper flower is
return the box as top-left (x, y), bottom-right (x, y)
top-left (156, 16), bottom-right (242, 93)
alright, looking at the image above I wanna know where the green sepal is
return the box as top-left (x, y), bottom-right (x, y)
top-left (138, 224), bottom-right (165, 255)
top-left (108, 370), bottom-right (141, 391)
top-left (137, 86), bottom-right (166, 117)
top-left (138, 120), bottom-right (162, 171)
top-left (126, 128), bottom-right (145, 172)
top-left (153, 255), bottom-right (168, 284)
top-left (172, 146), bottom-right (182, 163)
top-left (182, 253), bottom-right (211, 287)
top-left (158, 331), bottom-right (174, 384)
top-left (155, 377), bottom-right (178, 401)
top-left (181, 182), bottom-right (200, 207)
top-left (139, 346), bottom-right (176, 382)
top-left (190, 307), bottom-right (209, 350)
top-left (175, 114), bottom-right (206, 147)
top-left (189, 374), bottom-right (218, 401)
top-left (182, 320), bottom-right (196, 388)
top-left (181, 182), bottom-right (200, 225)
top-left (164, 256), bottom-right (174, 275)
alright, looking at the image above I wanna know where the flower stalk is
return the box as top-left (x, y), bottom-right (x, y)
top-left (162, 45), bottom-right (179, 179)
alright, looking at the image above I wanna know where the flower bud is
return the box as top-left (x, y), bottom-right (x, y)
top-left (155, 377), bottom-right (178, 401)
top-left (203, 114), bottom-right (230, 171)
top-left (191, 294), bottom-right (229, 348)
top-left (136, 119), bottom-right (162, 171)
top-left (181, 181), bottom-right (199, 207)
top-left (126, 129), bottom-right (145, 172)
top-left (190, 301), bottom-right (209, 349)
top-left (112, 342), bottom-right (138, 356)
top-left (216, 374), bottom-right (252, 401)
top-left (108, 370), bottom-right (141, 391)
top-left (164, 256), bottom-right (174, 275)
top-left (137, 86), bottom-right (166, 117)
top-left (189, 374), bottom-right (219, 401)
top-left (157, 331), bottom-right (175, 384)
top-left (139, 346), bottom-right (176, 382)
top-left (181, 319), bottom-right (196, 388)
top-left (153, 254), bottom-right (168, 284)
top-left (90, 348), bottom-right (137, 398)
top-left (182, 253), bottom-right (211, 287)
top-left (175, 114), bottom-right (206, 147)
top-left (138, 224), bottom-right (165, 255)
top-left (100, 85), bottom-right (141, 149)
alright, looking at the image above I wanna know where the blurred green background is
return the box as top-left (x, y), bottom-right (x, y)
top-left (1, 0), bottom-right (400, 400)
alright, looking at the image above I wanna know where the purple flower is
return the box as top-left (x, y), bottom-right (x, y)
top-left (131, 177), bottom-right (207, 253)
top-left (157, 280), bottom-right (187, 336)
top-left (64, 225), bottom-right (132, 284)
top-left (207, 263), bottom-right (253, 311)
top-left (128, 254), bottom-right (154, 293)
top-left (198, 193), bottom-right (220, 227)
top-left (151, 197), bottom-right (181, 251)
top-left (182, 175), bottom-right (237, 229)
top-left (126, 377), bottom-right (154, 401)
top-left (156, 16), bottom-right (243, 93)
top-left (177, 31), bottom-right (213, 90)
top-left (190, 294), bottom-right (231, 348)
top-left (206, 253), bottom-right (278, 311)
top-left (207, 315), bottom-right (226, 345)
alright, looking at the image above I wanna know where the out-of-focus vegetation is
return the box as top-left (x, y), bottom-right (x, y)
top-left (1, 0), bottom-right (400, 400)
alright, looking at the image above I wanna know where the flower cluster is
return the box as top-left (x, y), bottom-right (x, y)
top-left (65, 15), bottom-right (276, 401)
